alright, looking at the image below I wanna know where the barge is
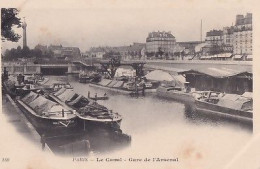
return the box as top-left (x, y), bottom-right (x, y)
top-left (49, 88), bottom-right (122, 129)
top-left (195, 91), bottom-right (253, 120)
top-left (16, 92), bottom-right (78, 130)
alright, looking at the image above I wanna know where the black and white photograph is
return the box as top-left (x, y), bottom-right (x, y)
top-left (1, 0), bottom-right (259, 169)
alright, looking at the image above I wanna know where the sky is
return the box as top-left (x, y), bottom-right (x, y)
top-left (1, 0), bottom-right (255, 53)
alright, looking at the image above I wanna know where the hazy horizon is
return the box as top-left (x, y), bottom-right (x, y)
top-left (1, 0), bottom-right (254, 53)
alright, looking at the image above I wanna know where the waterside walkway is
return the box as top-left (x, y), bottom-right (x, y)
top-left (1, 94), bottom-right (52, 153)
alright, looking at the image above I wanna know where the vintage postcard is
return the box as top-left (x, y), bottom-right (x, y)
top-left (1, 0), bottom-right (259, 169)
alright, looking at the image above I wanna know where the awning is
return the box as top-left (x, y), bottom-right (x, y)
top-left (210, 53), bottom-right (232, 58)
top-left (247, 55), bottom-right (253, 59)
top-left (200, 56), bottom-right (212, 59)
top-left (217, 53), bottom-right (232, 58)
top-left (234, 55), bottom-right (243, 59)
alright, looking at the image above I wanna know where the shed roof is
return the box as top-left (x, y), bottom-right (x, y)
top-left (145, 70), bottom-right (186, 84)
top-left (178, 68), bottom-right (252, 78)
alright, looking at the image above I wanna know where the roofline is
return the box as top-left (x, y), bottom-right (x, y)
top-left (178, 69), bottom-right (252, 78)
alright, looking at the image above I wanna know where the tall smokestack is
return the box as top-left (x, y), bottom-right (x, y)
top-left (22, 17), bottom-right (27, 48)
top-left (200, 19), bottom-right (202, 42)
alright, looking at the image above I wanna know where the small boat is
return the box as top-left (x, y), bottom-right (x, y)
top-left (79, 73), bottom-right (92, 83)
top-left (89, 96), bottom-right (109, 101)
top-left (49, 88), bottom-right (122, 129)
top-left (195, 91), bottom-right (253, 120)
top-left (79, 72), bottom-right (101, 83)
top-left (87, 92), bottom-right (109, 101)
top-left (16, 91), bottom-right (78, 130)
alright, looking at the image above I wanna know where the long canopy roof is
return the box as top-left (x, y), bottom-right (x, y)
top-left (145, 70), bottom-right (186, 85)
top-left (178, 67), bottom-right (252, 78)
top-left (145, 70), bottom-right (175, 81)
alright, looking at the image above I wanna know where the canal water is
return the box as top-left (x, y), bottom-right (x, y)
top-left (42, 75), bottom-right (252, 168)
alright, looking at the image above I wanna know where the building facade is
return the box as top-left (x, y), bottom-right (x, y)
top-left (177, 41), bottom-right (204, 55)
top-left (233, 13), bottom-right (252, 55)
top-left (116, 43), bottom-right (146, 60)
top-left (223, 27), bottom-right (234, 46)
top-left (146, 31), bottom-right (176, 55)
top-left (61, 47), bottom-right (81, 58)
top-left (87, 43), bottom-right (146, 60)
top-left (47, 44), bottom-right (81, 59)
top-left (88, 47), bottom-right (109, 58)
top-left (205, 30), bottom-right (224, 46)
top-left (222, 26), bottom-right (234, 52)
top-left (203, 13), bottom-right (253, 59)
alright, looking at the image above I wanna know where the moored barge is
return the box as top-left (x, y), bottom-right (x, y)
top-left (49, 88), bottom-right (122, 129)
top-left (195, 91), bottom-right (253, 120)
top-left (16, 92), bottom-right (78, 130)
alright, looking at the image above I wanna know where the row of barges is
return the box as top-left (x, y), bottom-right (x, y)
top-left (16, 87), bottom-right (122, 131)
top-left (2, 72), bottom-right (123, 131)
top-left (79, 68), bottom-right (253, 121)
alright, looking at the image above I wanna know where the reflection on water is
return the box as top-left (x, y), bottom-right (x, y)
top-left (43, 75), bottom-right (252, 165)
top-left (40, 126), bottom-right (131, 156)
top-left (183, 104), bottom-right (253, 132)
top-left (16, 76), bottom-right (131, 156)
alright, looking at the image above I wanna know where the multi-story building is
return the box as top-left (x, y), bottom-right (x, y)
top-left (47, 44), bottom-right (81, 59)
top-left (61, 47), bottom-right (81, 58)
top-left (88, 47), bottom-right (109, 58)
top-left (87, 43), bottom-right (146, 60)
top-left (233, 13), bottom-right (252, 56)
top-left (203, 13), bottom-right (252, 58)
top-left (114, 43), bottom-right (146, 59)
top-left (203, 30), bottom-right (224, 55)
top-left (205, 30), bottom-right (224, 46)
top-left (146, 31), bottom-right (176, 55)
top-left (177, 41), bottom-right (205, 55)
top-left (222, 26), bottom-right (234, 52)
top-left (223, 27), bottom-right (234, 46)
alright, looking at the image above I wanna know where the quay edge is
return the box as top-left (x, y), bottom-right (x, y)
top-left (3, 94), bottom-right (53, 154)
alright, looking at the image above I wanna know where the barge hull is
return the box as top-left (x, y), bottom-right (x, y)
top-left (16, 100), bottom-right (78, 131)
top-left (195, 100), bottom-right (252, 120)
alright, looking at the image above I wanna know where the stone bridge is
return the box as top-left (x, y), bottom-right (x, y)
top-left (2, 64), bottom-right (80, 75)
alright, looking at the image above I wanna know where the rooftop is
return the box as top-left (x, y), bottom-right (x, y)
top-left (178, 68), bottom-right (252, 78)
top-left (206, 30), bottom-right (223, 37)
top-left (147, 31), bottom-right (175, 39)
top-left (235, 13), bottom-right (252, 26)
